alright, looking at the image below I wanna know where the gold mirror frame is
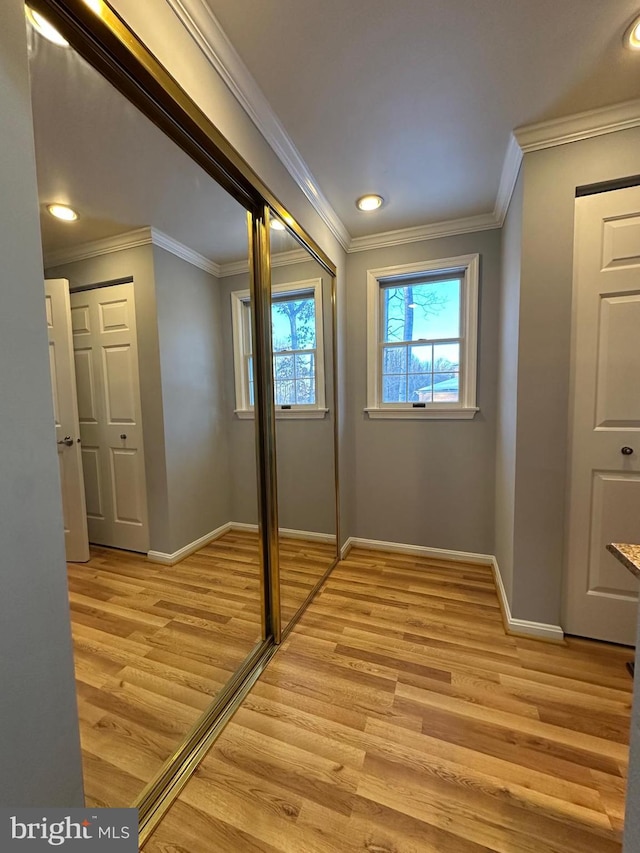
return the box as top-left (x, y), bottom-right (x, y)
top-left (28, 0), bottom-right (340, 844)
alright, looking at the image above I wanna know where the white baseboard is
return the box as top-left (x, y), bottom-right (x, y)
top-left (339, 536), bottom-right (565, 642)
top-left (340, 536), bottom-right (493, 565)
top-left (490, 557), bottom-right (564, 642)
top-left (148, 522), bottom-right (336, 566)
top-left (147, 522), bottom-right (232, 566)
top-left (229, 522), bottom-right (335, 544)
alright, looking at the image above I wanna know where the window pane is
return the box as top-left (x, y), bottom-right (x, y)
top-left (383, 345), bottom-right (407, 375)
top-left (382, 278), bottom-right (460, 342)
top-left (432, 372), bottom-right (459, 402)
top-left (274, 354), bottom-right (294, 380)
top-left (248, 356), bottom-right (254, 406)
top-left (243, 303), bottom-right (253, 354)
top-left (409, 344), bottom-right (432, 373)
top-left (295, 379), bottom-right (315, 405)
top-left (409, 374), bottom-right (432, 402)
top-left (272, 296), bottom-right (316, 352)
top-left (383, 375), bottom-right (407, 403)
top-left (275, 379), bottom-right (295, 405)
top-left (434, 342), bottom-right (460, 371)
top-left (414, 382), bottom-right (432, 403)
top-left (295, 352), bottom-right (315, 378)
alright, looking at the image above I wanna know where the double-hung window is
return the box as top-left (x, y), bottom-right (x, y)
top-left (366, 254), bottom-right (479, 419)
top-left (231, 278), bottom-right (327, 418)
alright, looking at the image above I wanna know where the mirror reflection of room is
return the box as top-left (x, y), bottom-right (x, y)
top-left (225, 220), bottom-right (339, 630)
top-left (270, 225), bottom-right (338, 627)
top-left (28, 18), bottom-right (265, 807)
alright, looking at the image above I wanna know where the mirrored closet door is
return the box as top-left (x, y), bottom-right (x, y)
top-left (269, 218), bottom-right (339, 632)
top-left (26, 0), bottom-right (339, 835)
top-left (28, 20), bottom-right (265, 807)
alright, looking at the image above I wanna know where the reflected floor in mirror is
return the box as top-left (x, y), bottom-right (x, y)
top-left (67, 528), bottom-right (335, 807)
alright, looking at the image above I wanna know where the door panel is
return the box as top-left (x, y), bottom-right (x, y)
top-left (74, 348), bottom-right (98, 423)
top-left (82, 447), bottom-right (104, 519)
top-left (44, 278), bottom-right (89, 562)
top-left (565, 187), bottom-right (640, 644)
top-left (70, 282), bottom-right (149, 552)
top-left (588, 472), bottom-right (640, 596)
top-left (103, 345), bottom-right (136, 422)
top-left (595, 294), bottom-right (640, 427)
top-left (111, 448), bottom-right (145, 524)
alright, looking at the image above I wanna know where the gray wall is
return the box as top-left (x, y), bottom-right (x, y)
top-left (0, 0), bottom-right (83, 806)
top-left (345, 230), bottom-right (501, 554)
top-left (273, 259), bottom-right (337, 536)
top-left (494, 168), bottom-right (523, 605)
top-left (46, 245), bottom-right (171, 554)
top-left (153, 246), bottom-right (231, 553)
top-left (511, 128), bottom-right (640, 626)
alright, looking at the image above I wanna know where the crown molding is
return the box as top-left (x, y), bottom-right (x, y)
top-left (219, 247), bottom-right (310, 278)
top-left (44, 227), bottom-right (222, 277)
top-left (514, 97), bottom-right (640, 153)
top-left (44, 227), bottom-right (153, 268)
top-left (494, 134), bottom-right (523, 226)
top-left (149, 228), bottom-right (221, 276)
top-left (347, 212), bottom-right (500, 254)
top-left (164, 0), bottom-right (351, 251)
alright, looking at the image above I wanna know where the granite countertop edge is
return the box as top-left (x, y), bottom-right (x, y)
top-left (607, 543), bottom-right (640, 580)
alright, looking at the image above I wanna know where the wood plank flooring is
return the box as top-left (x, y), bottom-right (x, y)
top-left (144, 547), bottom-right (634, 853)
top-left (67, 529), bottom-right (336, 808)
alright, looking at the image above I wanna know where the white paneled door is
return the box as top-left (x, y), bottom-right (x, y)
top-left (70, 282), bottom-right (149, 553)
top-left (565, 186), bottom-right (640, 645)
top-left (45, 278), bottom-right (90, 563)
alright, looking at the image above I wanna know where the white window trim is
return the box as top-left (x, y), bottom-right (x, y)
top-left (231, 278), bottom-right (328, 419)
top-left (365, 254), bottom-right (480, 420)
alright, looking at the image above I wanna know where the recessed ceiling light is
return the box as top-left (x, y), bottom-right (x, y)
top-left (47, 204), bottom-right (79, 222)
top-left (356, 194), bottom-right (384, 212)
top-left (624, 14), bottom-right (640, 50)
top-left (25, 6), bottom-right (69, 47)
top-left (270, 219), bottom-right (286, 231)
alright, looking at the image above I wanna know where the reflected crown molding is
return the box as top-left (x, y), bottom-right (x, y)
top-left (42, 227), bottom-right (310, 278)
top-left (43, 227), bottom-right (222, 277)
top-left (219, 247), bottom-right (310, 278)
top-left (164, 0), bottom-right (351, 251)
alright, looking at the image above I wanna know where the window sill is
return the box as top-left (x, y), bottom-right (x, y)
top-left (364, 407), bottom-right (479, 420)
top-left (235, 408), bottom-right (329, 420)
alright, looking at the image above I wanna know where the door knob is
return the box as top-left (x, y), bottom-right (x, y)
top-left (57, 435), bottom-right (74, 447)
top-left (621, 446), bottom-right (634, 456)
top-left (120, 433), bottom-right (127, 440)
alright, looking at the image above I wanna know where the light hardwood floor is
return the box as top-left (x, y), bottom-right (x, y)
top-left (67, 529), bottom-right (336, 807)
top-left (145, 547), bottom-right (634, 853)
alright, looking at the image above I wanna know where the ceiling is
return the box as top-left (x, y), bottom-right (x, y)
top-left (198, 0), bottom-right (640, 238)
top-left (28, 34), bottom-right (299, 266)
top-left (28, 1), bottom-right (640, 260)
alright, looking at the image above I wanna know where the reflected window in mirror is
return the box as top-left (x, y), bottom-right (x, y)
top-left (231, 279), bottom-right (328, 418)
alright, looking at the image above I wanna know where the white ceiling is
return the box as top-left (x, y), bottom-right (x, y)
top-left (28, 35), bottom-right (299, 266)
top-left (198, 0), bottom-right (640, 237)
top-left (28, 1), bottom-right (640, 261)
